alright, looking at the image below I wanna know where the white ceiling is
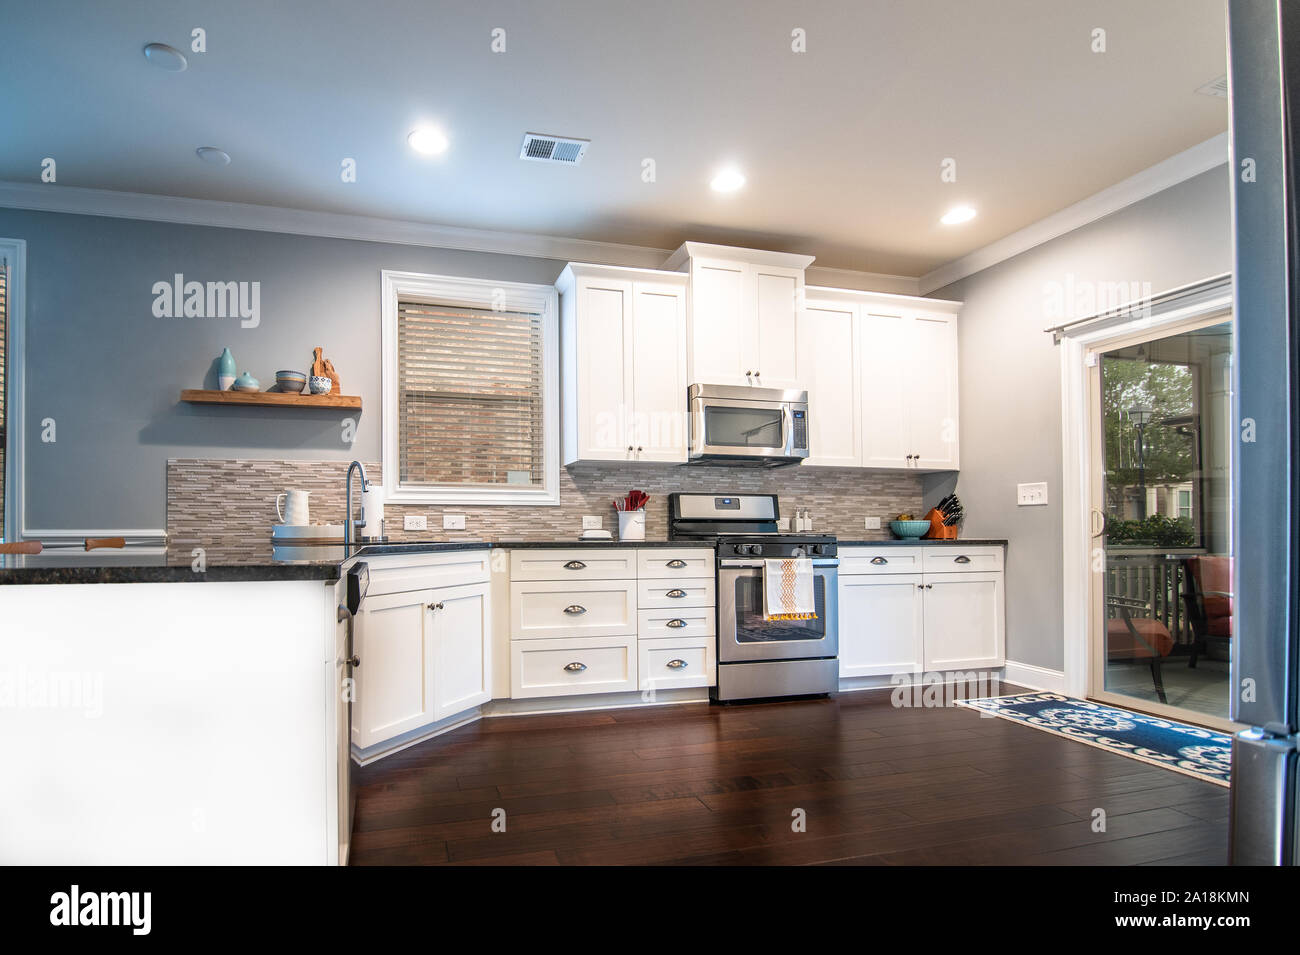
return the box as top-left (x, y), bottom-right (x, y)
top-left (0, 0), bottom-right (1228, 276)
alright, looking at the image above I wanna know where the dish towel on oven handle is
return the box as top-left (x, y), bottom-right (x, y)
top-left (762, 558), bottom-right (817, 621)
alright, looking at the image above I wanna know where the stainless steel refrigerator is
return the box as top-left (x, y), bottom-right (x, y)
top-left (1228, 0), bottom-right (1300, 865)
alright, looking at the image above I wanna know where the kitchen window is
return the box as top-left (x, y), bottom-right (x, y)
top-left (381, 270), bottom-right (559, 505)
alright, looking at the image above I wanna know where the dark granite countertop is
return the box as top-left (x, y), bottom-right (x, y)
top-left (0, 536), bottom-right (1007, 584)
top-left (837, 538), bottom-right (1009, 547)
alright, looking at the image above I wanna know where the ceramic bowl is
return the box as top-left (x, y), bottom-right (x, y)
top-left (276, 370), bottom-right (307, 393)
top-left (308, 375), bottom-right (332, 395)
top-left (890, 519), bottom-right (931, 539)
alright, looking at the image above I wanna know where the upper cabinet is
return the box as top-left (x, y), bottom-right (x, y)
top-left (664, 243), bottom-right (814, 390)
top-left (557, 264), bottom-right (689, 465)
top-left (804, 288), bottom-right (961, 472)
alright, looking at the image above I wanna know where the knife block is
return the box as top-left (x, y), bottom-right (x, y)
top-left (924, 507), bottom-right (958, 539)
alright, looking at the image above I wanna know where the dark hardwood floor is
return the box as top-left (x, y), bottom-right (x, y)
top-left (349, 686), bottom-right (1229, 866)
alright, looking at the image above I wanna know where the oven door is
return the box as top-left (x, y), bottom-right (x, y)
top-left (717, 560), bottom-right (839, 663)
top-left (691, 397), bottom-right (794, 460)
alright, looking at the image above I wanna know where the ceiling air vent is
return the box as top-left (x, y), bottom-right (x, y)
top-left (519, 132), bottom-right (590, 165)
top-left (1196, 75), bottom-right (1229, 98)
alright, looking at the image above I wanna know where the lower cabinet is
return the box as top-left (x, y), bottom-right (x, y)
top-left (353, 582), bottom-right (490, 749)
top-left (838, 546), bottom-right (1005, 677)
top-left (639, 636), bottom-right (715, 691)
top-left (511, 636), bottom-right (637, 699)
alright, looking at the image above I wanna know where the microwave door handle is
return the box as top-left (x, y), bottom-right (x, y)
top-left (782, 405), bottom-right (793, 453)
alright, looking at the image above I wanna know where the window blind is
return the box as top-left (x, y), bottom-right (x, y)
top-left (397, 300), bottom-right (545, 488)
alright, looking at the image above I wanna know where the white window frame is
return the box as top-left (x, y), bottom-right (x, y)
top-left (380, 269), bottom-right (560, 506)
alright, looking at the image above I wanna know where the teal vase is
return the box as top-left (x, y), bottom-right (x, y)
top-left (218, 347), bottom-right (236, 391)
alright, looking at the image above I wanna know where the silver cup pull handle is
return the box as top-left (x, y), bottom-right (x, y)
top-left (563, 662), bottom-right (587, 672)
top-left (564, 560), bottom-right (587, 570)
top-left (666, 659), bottom-right (688, 670)
top-left (666, 559), bottom-right (687, 569)
top-left (666, 589), bottom-right (687, 599)
top-left (563, 604), bottom-right (587, 615)
top-left (870, 557), bottom-right (888, 565)
top-left (666, 618), bottom-right (687, 629)
top-left (954, 555), bottom-right (971, 564)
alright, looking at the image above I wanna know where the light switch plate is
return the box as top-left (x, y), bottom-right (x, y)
top-left (403, 515), bottom-right (427, 531)
top-left (1017, 482), bottom-right (1049, 506)
top-left (864, 516), bottom-right (882, 530)
top-left (582, 515), bottom-right (602, 530)
top-left (443, 514), bottom-right (467, 530)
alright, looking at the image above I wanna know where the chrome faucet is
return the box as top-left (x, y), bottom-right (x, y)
top-left (345, 460), bottom-right (369, 552)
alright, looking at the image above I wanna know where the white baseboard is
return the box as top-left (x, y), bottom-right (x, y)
top-left (351, 708), bottom-right (484, 765)
top-left (1000, 660), bottom-right (1066, 693)
top-left (483, 687), bottom-right (708, 717)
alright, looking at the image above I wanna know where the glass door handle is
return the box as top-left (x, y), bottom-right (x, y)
top-left (1090, 509), bottom-right (1107, 538)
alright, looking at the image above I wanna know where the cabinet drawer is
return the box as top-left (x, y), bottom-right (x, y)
top-left (510, 548), bottom-right (636, 581)
top-left (839, 547), bottom-right (923, 575)
top-left (637, 577), bottom-right (715, 609)
top-left (921, 547), bottom-right (1004, 573)
top-left (511, 580), bottom-right (637, 639)
top-left (638, 607), bottom-right (716, 639)
top-left (639, 636), bottom-right (716, 690)
top-left (636, 549), bottom-right (714, 579)
top-left (365, 548), bottom-right (491, 595)
top-left (511, 637), bottom-right (636, 699)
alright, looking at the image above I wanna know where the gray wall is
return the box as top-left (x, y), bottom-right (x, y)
top-left (925, 167), bottom-right (1232, 671)
top-left (0, 208), bottom-right (565, 530)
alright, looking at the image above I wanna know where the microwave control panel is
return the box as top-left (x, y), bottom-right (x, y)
top-left (791, 409), bottom-right (808, 450)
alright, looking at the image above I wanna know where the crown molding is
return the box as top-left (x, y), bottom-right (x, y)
top-left (804, 264), bottom-right (920, 296)
top-left (917, 132), bottom-right (1230, 295)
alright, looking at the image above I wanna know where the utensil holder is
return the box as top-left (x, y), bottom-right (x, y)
top-left (617, 509), bottom-right (646, 541)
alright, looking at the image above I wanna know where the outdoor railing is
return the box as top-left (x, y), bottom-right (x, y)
top-left (1104, 549), bottom-right (1203, 646)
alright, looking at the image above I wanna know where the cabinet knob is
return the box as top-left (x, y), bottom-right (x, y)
top-left (870, 557), bottom-right (888, 565)
top-left (666, 618), bottom-right (687, 629)
top-left (926, 584), bottom-right (933, 589)
top-left (666, 659), bottom-right (689, 670)
top-left (345, 654), bottom-right (360, 668)
top-left (755, 370), bottom-right (760, 377)
top-left (745, 370), bottom-right (753, 377)
top-left (563, 604), bottom-right (588, 615)
top-left (954, 555), bottom-right (971, 564)
top-left (563, 662), bottom-right (588, 672)
top-left (426, 601), bottom-right (444, 610)
top-left (637, 446), bottom-right (643, 452)
top-left (665, 589), bottom-right (687, 599)
top-left (627, 445), bottom-right (634, 452)
top-left (666, 559), bottom-right (687, 569)
top-left (563, 560), bottom-right (587, 570)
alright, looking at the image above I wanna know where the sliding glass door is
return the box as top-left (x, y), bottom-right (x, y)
top-left (1090, 316), bottom-right (1235, 728)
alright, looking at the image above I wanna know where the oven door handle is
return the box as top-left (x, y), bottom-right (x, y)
top-left (719, 559), bottom-right (840, 569)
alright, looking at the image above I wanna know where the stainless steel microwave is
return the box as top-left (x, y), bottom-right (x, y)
top-left (687, 383), bottom-right (809, 466)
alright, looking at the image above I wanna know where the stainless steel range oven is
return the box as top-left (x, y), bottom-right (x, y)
top-left (668, 493), bottom-right (839, 702)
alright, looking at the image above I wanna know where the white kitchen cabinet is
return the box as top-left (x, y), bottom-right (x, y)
top-left (353, 582), bottom-right (491, 749)
top-left (664, 243), bottom-right (814, 390)
top-left (837, 545), bottom-right (1004, 679)
top-left (798, 300), bottom-right (861, 467)
top-left (838, 573), bottom-right (925, 677)
top-left (906, 311), bottom-right (960, 470)
top-left (921, 571), bottom-right (1005, 671)
top-left (557, 264), bottom-right (688, 464)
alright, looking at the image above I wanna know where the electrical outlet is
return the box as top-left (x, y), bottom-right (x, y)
top-left (1017, 482), bottom-right (1049, 506)
top-left (443, 514), bottom-right (467, 530)
top-left (864, 516), bottom-right (882, 530)
top-left (403, 515), bottom-right (427, 531)
top-left (582, 515), bottom-right (602, 530)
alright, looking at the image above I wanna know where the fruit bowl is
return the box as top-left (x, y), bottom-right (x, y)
top-left (890, 519), bottom-right (931, 539)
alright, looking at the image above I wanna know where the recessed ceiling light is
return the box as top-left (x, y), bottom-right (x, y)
top-left (710, 167), bottom-right (746, 193)
top-left (408, 127), bottom-right (449, 155)
top-left (940, 205), bottom-right (976, 225)
top-left (143, 42), bottom-right (188, 72)
top-left (195, 146), bottom-right (231, 166)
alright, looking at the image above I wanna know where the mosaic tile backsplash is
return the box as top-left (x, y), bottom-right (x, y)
top-left (166, 458), bottom-right (924, 559)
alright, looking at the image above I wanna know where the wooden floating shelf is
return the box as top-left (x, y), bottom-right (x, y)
top-left (181, 389), bottom-right (362, 409)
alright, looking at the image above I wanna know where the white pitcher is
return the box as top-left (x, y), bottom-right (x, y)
top-left (275, 490), bottom-right (311, 526)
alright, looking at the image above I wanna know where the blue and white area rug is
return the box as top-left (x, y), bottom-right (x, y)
top-left (956, 692), bottom-right (1231, 787)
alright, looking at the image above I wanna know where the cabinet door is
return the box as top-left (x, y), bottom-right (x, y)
top-left (921, 572), bottom-right (1005, 670)
top-left (838, 574), bottom-right (924, 677)
top-left (630, 279), bottom-right (688, 462)
top-left (431, 583), bottom-right (491, 721)
top-left (574, 276), bottom-right (632, 460)
top-left (353, 589), bottom-right (434, 748)
top-left (908, 312), bottom-right (960, 470)
top-left (751, 266), bottom-right (802, 389)
top-left (799, 301), bottom-right (860, 466)
top-left (859, 308), bottom-right (913, 468)
top-left (688, 258), bottom-right (749, 385)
